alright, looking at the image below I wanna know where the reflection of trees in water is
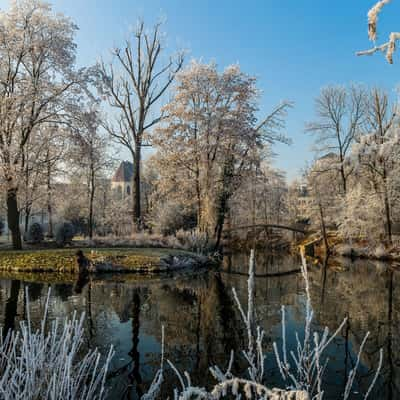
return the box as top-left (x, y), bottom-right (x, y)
top-left (3, 280), bottom-right (20, 338)
top-left (309, 259), bottom-right (400, 399)
top-left (128, 291), bottom-right (143, 399)
top-left (53, 283), bottom-right (73, 301)
top-left (0, 255), bottom-right (399, 399)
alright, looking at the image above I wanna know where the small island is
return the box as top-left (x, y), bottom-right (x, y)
top-left (0, 247), bottom-right (211, 274)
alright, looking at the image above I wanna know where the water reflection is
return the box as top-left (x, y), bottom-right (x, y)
top-left (0, 253), bottom-right (397, 399)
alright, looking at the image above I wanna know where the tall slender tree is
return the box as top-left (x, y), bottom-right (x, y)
top-left (97, 21), bottom-right (184, 231)
top-left (69, 108), bottom-right (111, 239)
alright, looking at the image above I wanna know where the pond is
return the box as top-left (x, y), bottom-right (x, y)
top-left (0, 251), bottom-right (397, 399)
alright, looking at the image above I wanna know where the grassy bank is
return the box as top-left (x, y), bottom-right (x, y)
top-left (297, 231), bottom-right (400, 263)
top-left (0, 248), bottom-right (193, 273)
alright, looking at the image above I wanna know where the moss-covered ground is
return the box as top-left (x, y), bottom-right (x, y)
top-left (0, 248), bottom-right (192, 273)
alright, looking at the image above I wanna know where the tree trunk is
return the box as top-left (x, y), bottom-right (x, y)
top-left (384, 189), bottom-right (392, 244)
top-left (214, 208), bottom-right (226, 251)
top-left (132, 143), bottom-right (142, 232)
top-left (214, 157), bottom-right (235, 251)
top-left (7, 188), bottom-right (22, 250)
top-left (318, 201), bottom-right (330, 255)
top-left (339, 152), bottom-right (347, 194)
top-left (195, 168), bottom-right (202, 229)
top-left (24, 206), bottom-right (31, 235)
top-left (88, 168), bottom-right (95, 239)
top-left (382, 167), bottom-right (392, 244)
top-left (46, 154), bottom-right (53, 238)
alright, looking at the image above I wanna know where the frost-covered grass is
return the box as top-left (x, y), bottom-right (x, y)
top-left (141, 250), bottom-right (382, 399)
top-left (0, 288), bottom-right (114, 400)
top-left (92, 230), bottom-right (216, 254)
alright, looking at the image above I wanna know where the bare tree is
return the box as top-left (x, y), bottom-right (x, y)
top-left (97, 21), bottom-right (184, 231)
top-left (306, 85), bottom-right (366, 194)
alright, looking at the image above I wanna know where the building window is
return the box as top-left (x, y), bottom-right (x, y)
top-left (127, 185), bottom-right (131, 195)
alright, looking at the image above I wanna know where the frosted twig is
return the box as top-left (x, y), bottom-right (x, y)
top-left (357, 0), bottom-right (400, 63)
top-left (0, 289), bottom-right (114, 400)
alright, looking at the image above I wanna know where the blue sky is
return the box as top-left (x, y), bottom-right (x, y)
top-left (1, 0), bottom-right (399, 179)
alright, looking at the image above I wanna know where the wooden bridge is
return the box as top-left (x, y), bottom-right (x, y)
top-left (225, 223), bottom-right (308, 235)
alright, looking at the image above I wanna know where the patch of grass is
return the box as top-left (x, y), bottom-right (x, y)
top-left (0, 247), bottom-right (193, 273)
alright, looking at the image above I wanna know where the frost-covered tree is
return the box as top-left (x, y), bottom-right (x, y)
top-left (306, 85), bottom-right (366, 194)
top-left (350, 88), bottom-right (399, 243)
top-left (339, 183), bottom-right (385, 242)
top-left (155, 61), bottom-right (291, 246)
top-left (0, 0), bottom-right (80, 249)
top-left (19, 125), bottom-right (66, 236)
top-left (69, 107), bottom-right (111, 239)
top-left (357, 0), bottom-right (400, 63)
top-left (97, 21), bottom-right (184, 232)
top-left (306, 163), bottom-right (341, 254)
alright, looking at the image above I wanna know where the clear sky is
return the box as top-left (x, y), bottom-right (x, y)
top-left (1, 0), bottom-right (399, 180)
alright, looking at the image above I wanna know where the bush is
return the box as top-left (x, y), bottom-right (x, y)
top-left (55, 222), bottom-right (75, 247)
top-left (0, 288), bottom-right (113, 399)
top-left (152, 202), bottom-right (197, 236)
top-left (372, 244), bottom-right (389, 260)
top-left (175, 229), bottom-right (216, 254)
top-left (26, 223), bottom-right (44, 244)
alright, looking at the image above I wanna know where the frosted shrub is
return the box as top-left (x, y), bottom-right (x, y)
top-left (175, 229), bottom-right (216, 254)
top-left (55, 222), bottom-right (75, 247)
top-left (26, 222), bottom-right (44, 244)
top-left (152, 202), bottom-right (194, 236)
top-left (0, 288), bottom-right (113, 400)
top-left (373, 244), bottom-right (389, 259)
top-left (142, 251), bottom-right (383, 399)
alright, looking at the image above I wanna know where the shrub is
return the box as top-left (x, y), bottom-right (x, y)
top-left (0, 288), bottom-right (113, 399)
top-left (26, 223), bottom-right (44, 244)
top-left (372, 244), bottom-right (389, 260)
top-left (55, 222), bottom-right (75, 247)
top-left (175, 229), bottom-right (216, 254)
top-left (152, 202), bottom-right (197, 236)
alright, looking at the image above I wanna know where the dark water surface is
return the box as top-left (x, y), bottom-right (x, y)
top-left (0, 252), bottom-right (397, 399)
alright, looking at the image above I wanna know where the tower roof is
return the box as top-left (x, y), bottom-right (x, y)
top-left (112, 161), bottom-right (134, 183)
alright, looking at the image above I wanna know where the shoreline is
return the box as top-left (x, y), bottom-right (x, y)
top-left (0, 247), bottom-right (212, 274)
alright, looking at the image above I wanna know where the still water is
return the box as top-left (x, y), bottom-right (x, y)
top-left (0, 252), bottom-right (397, 399)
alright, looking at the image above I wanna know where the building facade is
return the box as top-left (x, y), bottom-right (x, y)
top-left (111, 161), bottom-right (134, 199)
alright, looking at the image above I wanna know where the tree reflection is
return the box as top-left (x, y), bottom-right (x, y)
top-left (3, 280), bottom-right (20, 338)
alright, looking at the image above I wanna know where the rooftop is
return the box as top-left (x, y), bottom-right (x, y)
top-left (112, 161), bottom-right (134, 183)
